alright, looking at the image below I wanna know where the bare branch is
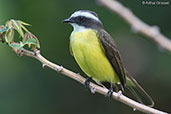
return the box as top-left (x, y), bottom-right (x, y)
top-left (98, 0), bottom-right (171, 52)
top-left (17, 48), bottom-right (168, 114)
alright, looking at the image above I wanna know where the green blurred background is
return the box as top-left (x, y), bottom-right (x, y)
top-left (0, 0), bottom-right (171, 114)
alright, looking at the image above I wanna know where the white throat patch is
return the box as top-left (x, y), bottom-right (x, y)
top-left (71, 11), bottom-right (99, 22)
top-left (71, 23), bottom-right (88, 33)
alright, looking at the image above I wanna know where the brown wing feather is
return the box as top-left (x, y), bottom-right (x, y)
top-left (97, 29), bottom-right (154, 106)
top-left (97, 29), bottom-right (126, 88)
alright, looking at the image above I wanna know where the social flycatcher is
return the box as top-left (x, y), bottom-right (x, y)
top-left (62, 10), bottom-right (154, 107)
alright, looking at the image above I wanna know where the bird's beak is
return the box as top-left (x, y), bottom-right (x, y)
top-left (62, 18), bottom-right (73, 23)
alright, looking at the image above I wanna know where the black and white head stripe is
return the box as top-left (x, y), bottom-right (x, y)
top-left (69, 10), bottom-right (103, 29)
top-left (70, 10), bottom-right (100, 22)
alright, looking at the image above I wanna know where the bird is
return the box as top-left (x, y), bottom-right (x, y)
top-left (62, 10), bottom-right (154, 107)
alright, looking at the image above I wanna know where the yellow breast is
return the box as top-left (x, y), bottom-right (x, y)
top-left (70, 29), bottom-right (119, 83)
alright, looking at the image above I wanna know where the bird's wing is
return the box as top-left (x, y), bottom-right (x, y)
top-left (97, 29), bottom-right (154, 107)
top-left (97, 29), bottom-right (126, 88)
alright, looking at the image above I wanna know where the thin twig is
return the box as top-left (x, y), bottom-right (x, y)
top-left (98, 0), bottom-right (171, 52)
top-left (18, 48), bottom-right (168, 114)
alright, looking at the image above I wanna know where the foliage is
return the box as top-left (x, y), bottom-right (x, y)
top-left (0, 19), bottom-right (40, 50)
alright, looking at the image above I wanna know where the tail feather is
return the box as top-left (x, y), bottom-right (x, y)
top-left (126, 72), bottom-right (154, 107)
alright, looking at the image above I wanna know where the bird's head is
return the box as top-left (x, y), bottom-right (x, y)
top-left (62, 10), bottom-right (103, 31)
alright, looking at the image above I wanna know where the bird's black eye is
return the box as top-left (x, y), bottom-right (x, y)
top-left (78, 16), bottom-right (85, 21)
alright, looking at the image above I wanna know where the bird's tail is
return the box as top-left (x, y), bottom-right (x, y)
top-left (125, 72), bottom-right (154, 107)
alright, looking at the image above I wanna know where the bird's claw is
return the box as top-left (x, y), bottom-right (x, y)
top-left (84, 77), bottom-right (92, 88)
top-left (107, 88), bottom-right (113, 99)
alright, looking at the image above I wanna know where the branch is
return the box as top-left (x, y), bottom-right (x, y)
top-left (16, 48), bottom-right (168, 114)
top-left (98, 0), bottom-right (171, 52)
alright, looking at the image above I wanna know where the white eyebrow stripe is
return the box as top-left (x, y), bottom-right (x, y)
top-left (71, 11), bottom-right (99, 21)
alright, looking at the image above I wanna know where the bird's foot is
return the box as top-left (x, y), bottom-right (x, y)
top-left (107, 87), bottom-right (113, 99)
top-left (84, 77), bottom-right (92, 88)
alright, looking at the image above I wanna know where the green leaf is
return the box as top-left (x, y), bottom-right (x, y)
top-left (23, 32), bottom-right (40, 48)
top-left (5, 21), bottom-right (12, 27)
top-left (0, 26), bottom-right (8, 33)
top-left (23, 38), bottom-right (37, 47)
top-left (17, 20), bottom-right (30, 32)
top-left (17, 20), bottom-right (30, 26)
top-left (11, 19), bottom-right (24, 38)
top-left (34, 37), bottom-right (40, 48)
top-left (9, 43), bottom-right (24, 50)
top-left (20, 24), bottom-right (29, 33)
top-left (5, 29), bottom-right (14, 43)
